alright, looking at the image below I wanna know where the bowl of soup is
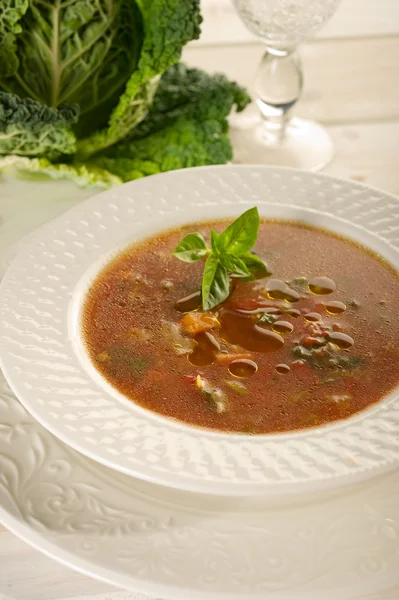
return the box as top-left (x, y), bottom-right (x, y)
top-left (1, 166), bottom-right (399, 495)
top-left (82, 218), bottom-right (399, 436)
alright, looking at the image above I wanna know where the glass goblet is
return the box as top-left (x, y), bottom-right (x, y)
top-left (230, 0), bottom-right (342, 170)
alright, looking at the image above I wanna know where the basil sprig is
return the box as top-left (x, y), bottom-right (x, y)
top-left (173, 207), bottom-right (269, 310)
top-left (171, 232), bottom-right (208, 263)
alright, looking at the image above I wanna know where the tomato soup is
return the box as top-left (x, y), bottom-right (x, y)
top-left (82, 220), bottom-right (399, 434)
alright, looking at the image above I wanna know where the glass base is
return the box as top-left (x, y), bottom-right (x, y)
top-left (229, 114), bottom-right (334, 171)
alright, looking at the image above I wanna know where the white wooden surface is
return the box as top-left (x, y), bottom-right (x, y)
top-left (1, 2), bottom-right (399, 598)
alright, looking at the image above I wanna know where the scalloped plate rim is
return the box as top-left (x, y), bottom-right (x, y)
top-left (1, 165), bottom-right (399, 495)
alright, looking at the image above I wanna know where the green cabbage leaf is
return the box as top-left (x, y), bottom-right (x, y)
top-left (0, 0), bottom-right (250, 187)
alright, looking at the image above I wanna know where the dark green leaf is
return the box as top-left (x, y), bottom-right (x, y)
top-left (202, 256), bottom-right (230, 310)
top-left (131, 63), bottom-right (251, 140)
top-left (241, 253), bottom-right (270, 278)
top-left (0, 0), bottom-right (29, 78)
top-left (219, 253), bottom-right (250, 277)
top-left (94, 117), bottom-right (235, 181)
top-left (1, 0), bottom-right (144, 137)
top-left (94, 64), bottom-right (251, 176)
top-left (77, 0), bottom-right (203, 155)
top-left (173, 232), bottom-right (208, 263)
top-left (0, 0), bottom-right (250, 175)
top-left (217, 207), bottom-right (259, 256)
top-left (0, 91), bottom-right (79, 159)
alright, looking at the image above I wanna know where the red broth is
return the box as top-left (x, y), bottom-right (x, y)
top-left (82, 220), bottom-right (399, 434)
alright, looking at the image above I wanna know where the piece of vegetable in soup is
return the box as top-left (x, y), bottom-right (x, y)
top-left (83, 218), bottom-right (399, 435)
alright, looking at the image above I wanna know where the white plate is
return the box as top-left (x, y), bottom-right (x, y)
top-left (1, 166), bottom-right (399, 495)
top-left (1, 372), bottom-right (399, 600)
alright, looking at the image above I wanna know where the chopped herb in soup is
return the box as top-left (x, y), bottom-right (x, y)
top-left (82, 215), bottom-right (399, 434)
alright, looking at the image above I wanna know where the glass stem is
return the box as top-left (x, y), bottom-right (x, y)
top-left (254, 48), bottom-right (303, 143)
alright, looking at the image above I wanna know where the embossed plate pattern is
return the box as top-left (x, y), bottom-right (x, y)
top-left (1, 373), bottom-right (399, 600)
top-left (1, 166), bottom-right (399, 495)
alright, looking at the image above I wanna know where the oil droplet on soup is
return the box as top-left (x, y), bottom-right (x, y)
top-left (220, 310), bottom-right (285, 353)
top-left (229, 359), bottom-right (258, 378)
top-left (328, 331), bottom-right (354, 349)
top-left (325, 300), bottom-right (346, 315)
top-left (304, 312), bottom-right (322, 322)
top-left (272, 321), bottom-right (294, 334)
top-left (276, 364), bottom-right (290, 374)
top-left (266, 279), bottom-right (300, 302)
top-left (308, 276), bottom-right (336, 295)
top-left (175, 290), bottom-right (202, 313)
top-left (284, 308), bottom-right (301, 318)
top-left (188, 332), bottom-right (219, 366)
top-left (188, 346), bottom-right (215, 366)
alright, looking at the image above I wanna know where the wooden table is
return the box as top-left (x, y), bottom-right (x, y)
top-left (1, 2), bottom-right (399, 598)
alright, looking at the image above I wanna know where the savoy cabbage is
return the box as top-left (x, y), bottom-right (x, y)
top-left (0, 0), bottom-right (249, 186)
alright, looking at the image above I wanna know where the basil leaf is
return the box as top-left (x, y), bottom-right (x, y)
top-left (173, 233), bottom-right (208, 263)
top-left (217, 207), bottom-right (259, 256)
top-left (219, 253), bottom-right (250, 277)
top-left (173, 207), bottom-right (263, 310)
top-left (210, 229), bottom-right (220, 254)
top-left (241, 253), bottom-right (270, 278)
top-left (202, 256), bottom-right (230, 310)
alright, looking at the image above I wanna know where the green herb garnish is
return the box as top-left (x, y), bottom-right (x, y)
top-left (258, 313), bottom-right (276, 325)
top-left (173, 207), bottom-right (269, 310)
top-left (172, 233), bottom-right (209, 263)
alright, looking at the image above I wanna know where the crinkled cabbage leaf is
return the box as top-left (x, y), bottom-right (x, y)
top-left (0, 1), bottom-right (250, 186)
